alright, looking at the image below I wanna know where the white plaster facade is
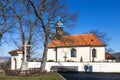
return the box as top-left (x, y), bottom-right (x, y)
top-left (44, 62), bottom-right (120, 72)
top-left (47, 46), bottom-right (105, 62)
top-left (9, 50), bottom-right (23, 70)
top-left (26, 62), bottom-right (120, 73)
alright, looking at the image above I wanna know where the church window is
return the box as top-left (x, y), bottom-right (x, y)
top-left (71, 48), bottom-right (76, 57)
top-left (92, 48), bottom-right (97, 57)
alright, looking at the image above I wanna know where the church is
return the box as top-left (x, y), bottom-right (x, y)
top-left (9, 34), bottom-right (116, 70)
top-left (9, 21), bottom-right (116, 70)
top-left (47, 34), bottom-right (106, 62)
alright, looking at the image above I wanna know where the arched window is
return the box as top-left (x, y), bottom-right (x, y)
top-left (92, 48), bottom-right (96, 58)
top-left (71, 48), bottom-right (76, 57)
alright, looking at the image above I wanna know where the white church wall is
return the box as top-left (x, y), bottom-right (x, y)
top-left (47, 47), bottom-right (90, 62)
top-left (27, 62), bottom-right (41, 68)
top-left (57, 47), bottom-right (70, 61)
top-left (47, 49), bottom-right (56, 61)
top-left (11, 54), bottom-right (23, 70)
top-left (17, 54), bottom-right (23, 69)
top-left (11, 57), bottom-right (15, 70)
top-left (76, 47), bottom-right (90, 62)
top-left (47, 46), bottom-right (105, 62)
top-left (90, 47), bottom-right (105, 62)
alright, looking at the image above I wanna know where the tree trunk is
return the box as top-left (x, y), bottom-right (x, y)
top-left (40, 33), bottom-right (48, 72)
top-left (0, 34), bottom-right (2, 43)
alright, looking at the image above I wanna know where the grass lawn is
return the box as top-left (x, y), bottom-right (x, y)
top-left (0, 72), bottom-right (63, 80)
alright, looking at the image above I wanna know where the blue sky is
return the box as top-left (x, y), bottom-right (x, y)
top-left (66, 0), bottom-right (120, 53)
top-left (0, 0), bottom-right (120, 57)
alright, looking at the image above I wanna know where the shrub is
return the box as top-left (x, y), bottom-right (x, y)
top-left (1, 60), bottom-right (11, 71)
top-left (47, 60), bottom-right (55, 62)
top-left (80, 56), bottom-right (83, 62)
top-left (67, 59), bottom-right (74, 62)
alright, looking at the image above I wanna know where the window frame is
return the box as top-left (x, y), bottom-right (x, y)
top-left (92, 48), bottom-right (97, 58)
top-left (71, 48), bottom-right (77, 57)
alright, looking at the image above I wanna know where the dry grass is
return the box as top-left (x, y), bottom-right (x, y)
top-left (0, 72), bottom-right (63, 80)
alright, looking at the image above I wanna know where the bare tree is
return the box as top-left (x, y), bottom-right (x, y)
top-left (1, 60), bottom-right (11, 71)
top-left (1, 0), bottom-right (78, 72)
top-left (7, 0), bottom-right (41, 60)
top-left (87, 30), bottom-right (113, 53)
top-left (28, 0), bottom-right (79, 72)
top-left (0, 1), bottom-right (14, 44)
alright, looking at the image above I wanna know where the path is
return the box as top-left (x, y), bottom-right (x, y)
top-left (59, 72), bottom-right (120, 80)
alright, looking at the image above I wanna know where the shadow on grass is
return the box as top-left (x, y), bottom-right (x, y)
top-left (58, 72), bottom-right (120, 80)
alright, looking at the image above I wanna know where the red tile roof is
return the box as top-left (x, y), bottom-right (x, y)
top-left (48, 34), bottom-right (106, 48)
top-left (105, 52), bottom-right (116, 60)
top-left (9, 49), bottom-right (23, 54)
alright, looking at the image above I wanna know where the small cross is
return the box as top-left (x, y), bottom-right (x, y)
top-left (63, 54), bottom-right (68, 62)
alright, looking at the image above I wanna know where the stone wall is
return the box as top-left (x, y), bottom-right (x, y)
top-left (27, 62), bottom-right (120, 73)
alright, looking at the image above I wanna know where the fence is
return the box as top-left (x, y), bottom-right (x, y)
top-left (5, 68), bottom-right (40, 76)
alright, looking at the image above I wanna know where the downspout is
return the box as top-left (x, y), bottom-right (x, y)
top-left (89, 46), bottom-right (91, 62)
top-left (56, 47), bottom-right (57, 62)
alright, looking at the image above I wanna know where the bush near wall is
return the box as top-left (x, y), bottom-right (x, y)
top-left (47, 60), bottom-right (55, 62)
top-left (67, 59), bottom-right (74, 62)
